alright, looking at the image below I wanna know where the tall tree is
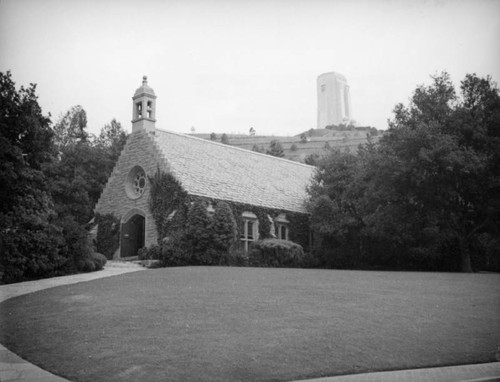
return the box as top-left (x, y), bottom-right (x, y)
top-left (0, 72), bottom-right (66, 282)
top-left (186, 200), bottom-right (213, 264)
top-left (381, 72), bottom-right (500, 272)
top-left (308, 72), bottom-right (500, 272)
top-left (0, 72), bottom-right (108, 282)
top-left (46, 107), bottom-right (94, 223)
top-left (46, 113), bottom-right (126, 224)
top-left (52, 105), bottom-right (88, 149)
top-left (95, 118), bottom-right (128, 163)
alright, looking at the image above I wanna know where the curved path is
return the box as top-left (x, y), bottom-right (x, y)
top-left (0, 261), bottom-right (145, 382)
top-left (1, 263), bottom-right (499, 382)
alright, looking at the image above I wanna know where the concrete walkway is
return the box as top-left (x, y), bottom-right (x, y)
top-left (294, 362), bottom-right (500, 382)
top-left (0, 261), bottom-right (145, 382)
top-left (1, 263), bottom-right (499, 382)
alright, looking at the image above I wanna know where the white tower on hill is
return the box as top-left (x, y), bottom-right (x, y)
top-left (317, 72), bottom-right (352, 129)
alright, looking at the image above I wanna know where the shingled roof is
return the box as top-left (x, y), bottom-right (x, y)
top-left (152, 128), bottom-right (315, 214)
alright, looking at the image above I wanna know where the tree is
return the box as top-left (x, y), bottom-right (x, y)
top-left (381, 72), bottom-right (500, 272)
top-left (221, 133), bottom-right (229, 144)
top-left (148, 167), bottom-right (188, 240)
top-left (266, 139), bottom-right (284, 158)
top-left (304, 153), bottom-right (320, 166)
top-left (46, 114), bottom-right (127, 225)
top-left (0, 72), bottom-right (66, 281)
top-left (46, 109), bottom-right (108, 223)
top-left (186, 200), bottom-right (213, 264)
top-left (0, 72), bottom-right (107, 282)
top-left (95, 118), bottom-right (128, 163)
top-left (0, 72), bottom-right (55, 211)
top-left (211, 201), bottom-right (237, 260)
top-left (307, 72), bottom-right (500, 272)
top-left (307, 149), bottom-right (371, 268)
top-left (210, 132), bottom-right (217, 141)
top-left (251, 143), bottom-right (264, 153)
top-left (52, 105), bottom-right (88, 149)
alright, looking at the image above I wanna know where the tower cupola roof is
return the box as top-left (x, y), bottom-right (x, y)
top-left (133, 75), bottom-right (156, 98)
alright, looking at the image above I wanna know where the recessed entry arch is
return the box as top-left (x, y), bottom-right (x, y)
top-left (120, 208), bottom-right (146, 259)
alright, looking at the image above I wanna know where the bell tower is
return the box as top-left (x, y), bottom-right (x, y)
top-left (132, 76), bottom-right (156, 133)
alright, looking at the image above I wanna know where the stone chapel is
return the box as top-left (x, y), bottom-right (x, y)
top-left (95, 77), bottom-right (315, 259)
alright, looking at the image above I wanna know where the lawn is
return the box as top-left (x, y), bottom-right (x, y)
top-left (1, 267), bottom-right (499, 382)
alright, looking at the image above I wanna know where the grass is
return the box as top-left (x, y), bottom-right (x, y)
top-left (1, 267), bottom-right (499, 382)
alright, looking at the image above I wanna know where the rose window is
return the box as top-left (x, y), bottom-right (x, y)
top-left (126, 166), bottom-right (147, 199)
top-left (133, 172), bottom-right (146, 196)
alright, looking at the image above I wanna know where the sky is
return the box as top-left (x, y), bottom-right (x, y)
top-left (1, 0), bottom-right (499, 137)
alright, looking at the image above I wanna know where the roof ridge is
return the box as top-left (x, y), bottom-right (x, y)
top-left (153, 127), bottom-right (317, 169)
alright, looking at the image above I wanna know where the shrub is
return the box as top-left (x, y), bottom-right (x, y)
top-left (218, 248), bottom-right (249, 267)
top-left (58, 217), bottom-right (107, 273)
top-left (249, 239), bottom-right (305, 268)
top-left (76, 258), bottom-right (96, 273)
top-left (0, 211), bottom-right (67, 283)
top-left (186, 200), bottom-right (213, 265)
top-left (148, 167), bottom-right (188, 240)
top-left (138, 244), bottom-right (162, 260)
top-left (266, 140), bottom-right (284, 157)
top-left (91, 252), bottom-right (107, 270)
top-left (211, 201), bottom-right (237, 262)
top-left (95, 213), bottom-right (120, 259)
top-left (76, 252), bottom-right (107, 273)
top-left (299, 251), bottom-right (321, 268)
top-left (160, 231), bottom-right (190, 267)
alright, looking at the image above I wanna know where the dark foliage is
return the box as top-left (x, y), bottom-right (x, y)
top-left (0, 72), bottom-right (114, 282)
top-left (148, 166), bottom-right (188, 240)
top-left (308, 72), bottom-right (500, 272)
top-left (0, 211), bottom-right (67, 283)
top-left (249, 239), bottom-right (305, 268)
top-left (0, 71), bottom-right (65, 282)
top-left (186, 199), bottom-right (214, 264)
top-left (138, 244), bottom-right (162, 260)
top-left (159, 231), bottom-right (191, 267)
top-left (210, 201), bottom-right (237, 261)
top-left (95, 213), bottom-right (120, 259)
top-left (58, 216), bottom-right (107, 273)
top-left (218, 248), bottom-right (249, 267)
top-left (46, 112), bottom-right (127, 225)
top-left (266, 139), bottom-right (284, 157)
top-left (304, 153), bottom-right (320, 166)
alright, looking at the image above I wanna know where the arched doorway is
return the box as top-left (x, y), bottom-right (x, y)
top-left (120, 213), bottom-right (145, 258)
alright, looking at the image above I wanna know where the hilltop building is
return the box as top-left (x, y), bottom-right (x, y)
top-left (317, 72), bottom-right (352, 128)
top-left (95, 77), bottom-right (315, 258)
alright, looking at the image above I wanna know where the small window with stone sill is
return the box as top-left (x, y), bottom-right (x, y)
top-left (275, 213), bottom-right (289, 241)
top-left (241, 211), bottom-right (259, 252)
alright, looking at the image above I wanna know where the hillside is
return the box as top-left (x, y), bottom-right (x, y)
top-left (191, 128), bottom-right (380, 163)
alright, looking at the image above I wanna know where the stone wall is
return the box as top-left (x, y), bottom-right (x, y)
top-left (95, 130), bottom-right (167, 256)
